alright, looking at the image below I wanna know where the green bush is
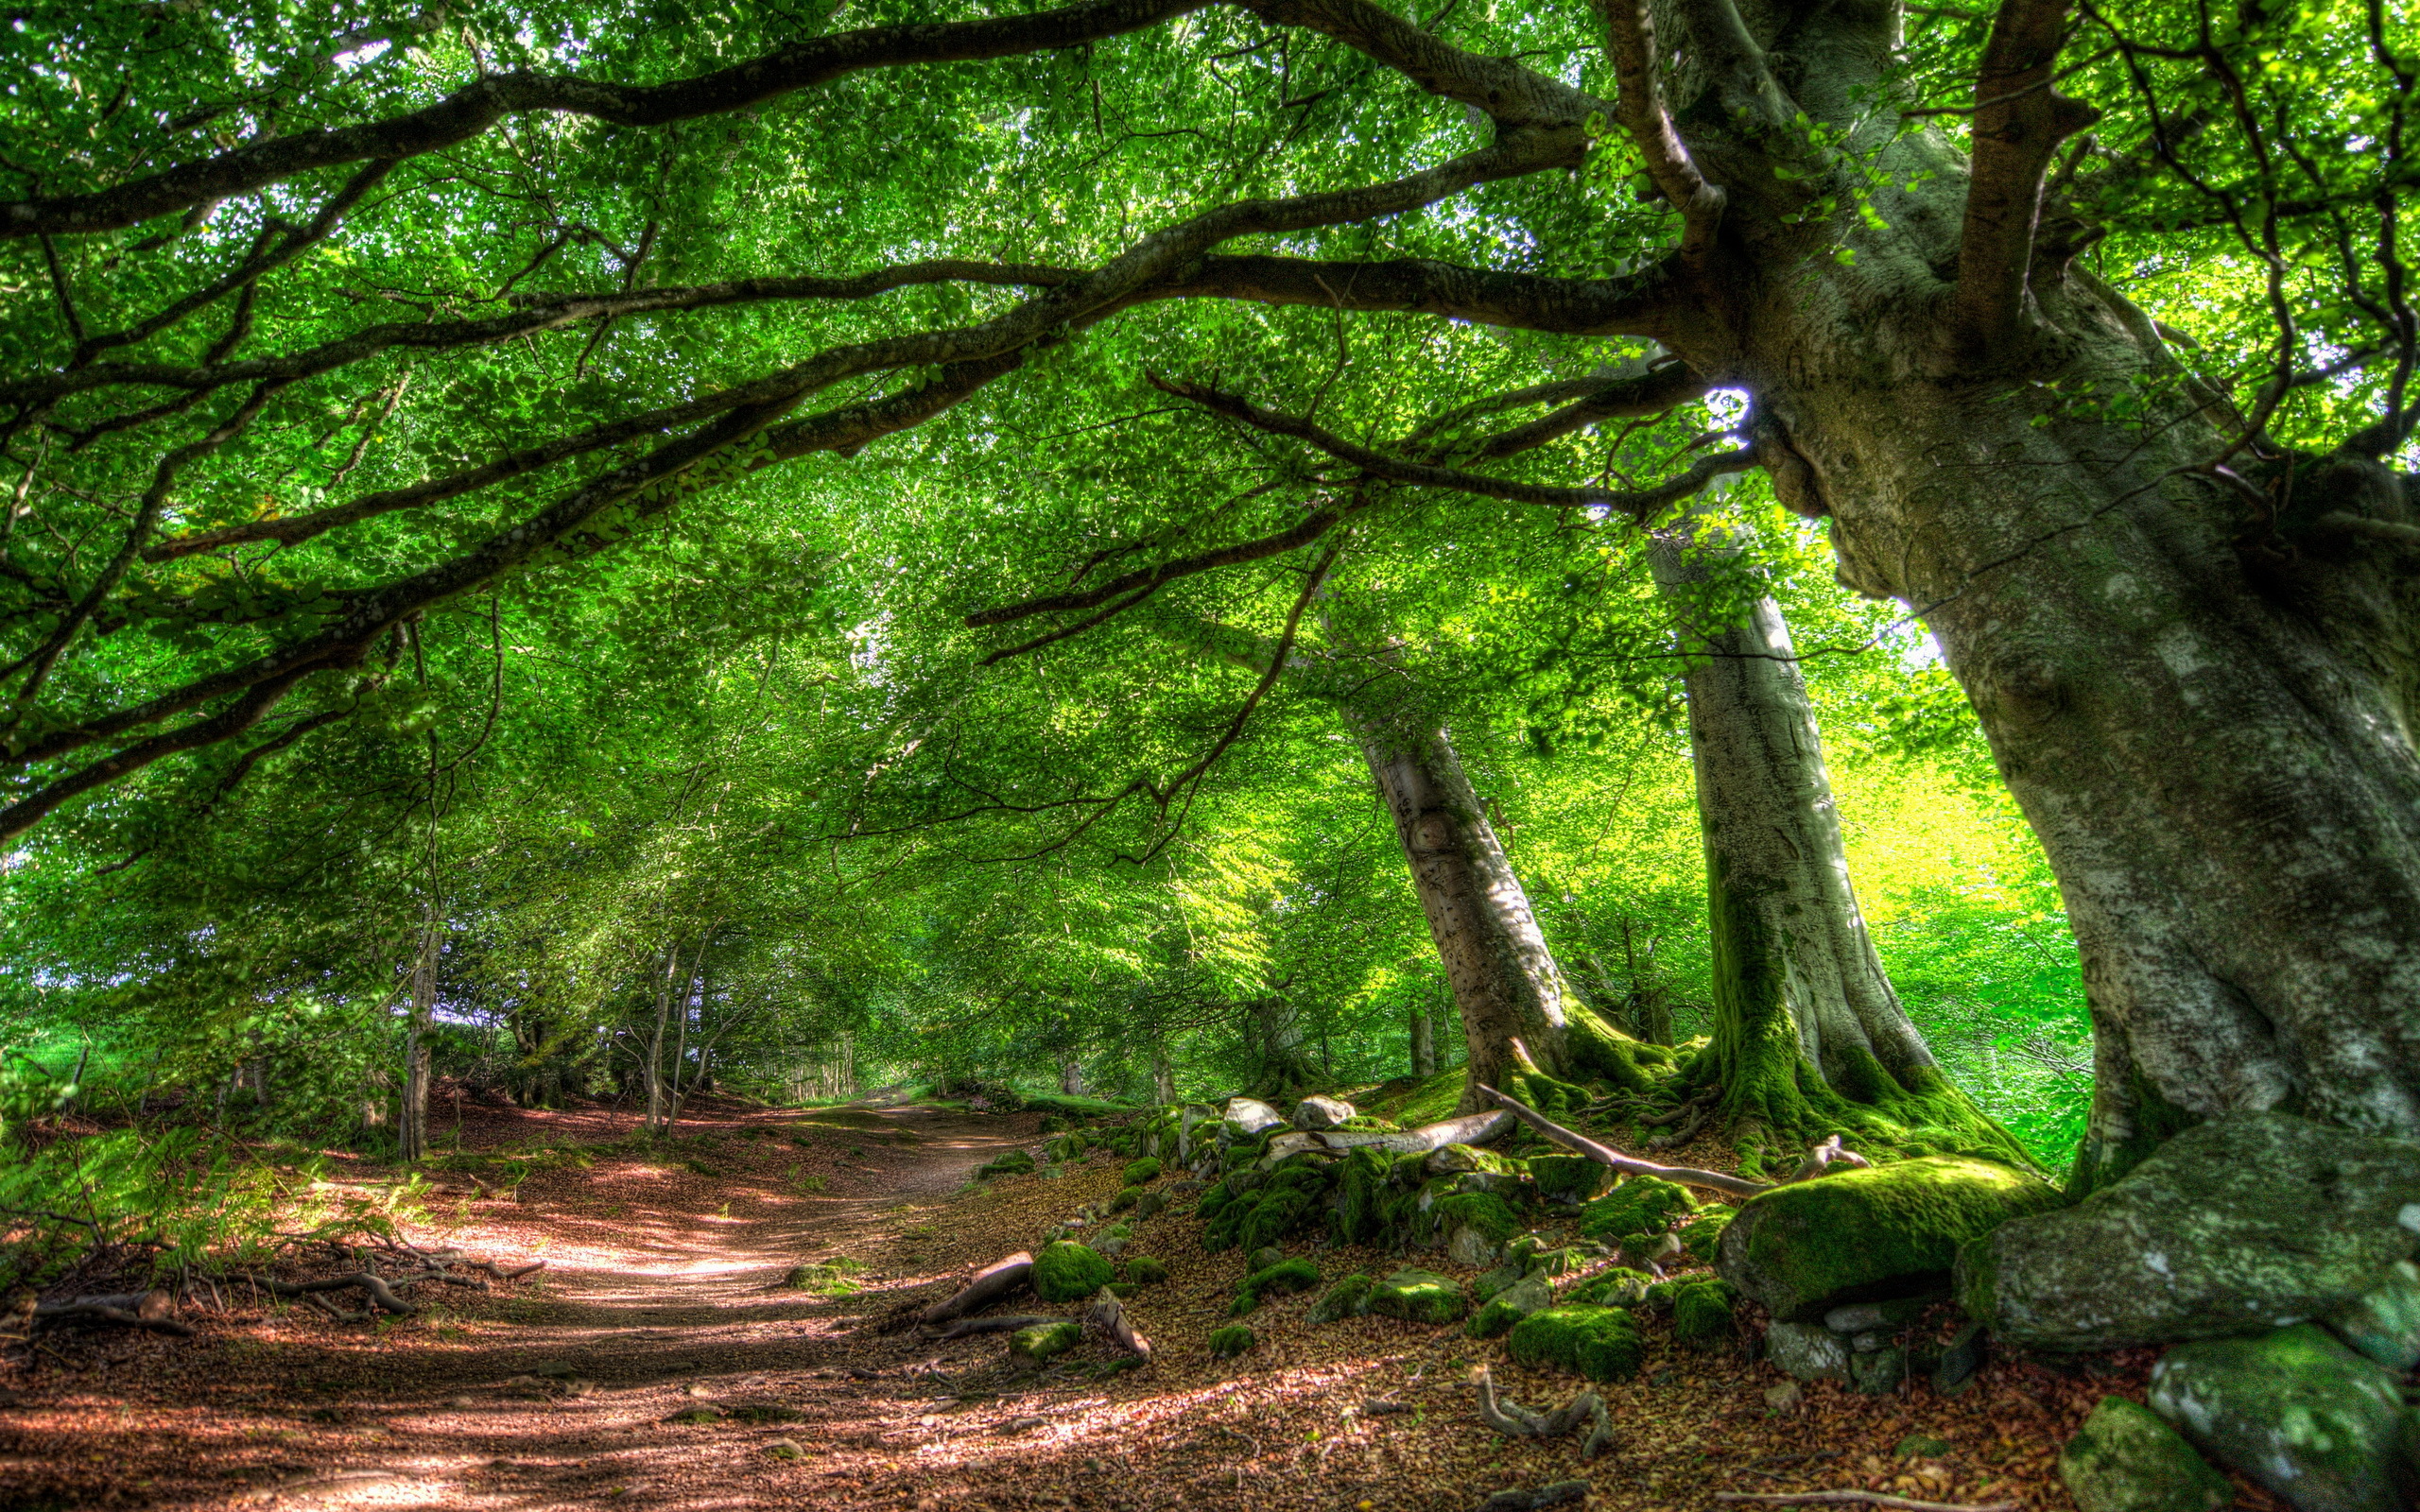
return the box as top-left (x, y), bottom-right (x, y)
top-left (1032, 1240), bottom-right (1114, 1302)
top-left (1508, 1305), bottom-right (1645, 1382)
top-left (1122, 1157), bottom-right (1163, 1185)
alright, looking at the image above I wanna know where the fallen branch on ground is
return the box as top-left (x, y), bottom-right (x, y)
top-left (1475, 1084), bottom-right (1770, 1200)
top-left (919, 1252), bottom-right (1032, 1326)
top-left (1473, 1367), bottom-right (1612, 1459)
top-left (31, 1290), bottom-right (196, 1336)
top-left (244, 1271), bottom-right (420, 1315)
top-left (1713, 1494), bottom-right (2015, 1512)
top-left (1086, 1285), bottom-right (1152, 1361)
top-left (928, 1314), bottom-right (1059, 1340)
top-left (1261, 1109), bottom-right (1513, 1166)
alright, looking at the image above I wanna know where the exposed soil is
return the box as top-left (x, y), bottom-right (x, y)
top-left (0, 1099), bottom-right (2287, 1512)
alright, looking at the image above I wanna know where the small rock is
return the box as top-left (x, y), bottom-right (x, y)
top-left (683, 1383), bottom-right (715, 1399)
top-left (445, 1396), bottom-right (480, 1410)
top-left (1221, 1097), bottom-right (1287, 1140)
top-left (2059, 1396), bottom-right (2232, 1512)
top-left (1849, 1331), bottom-right (1891, 1353)
top-left (1446, 1223), bottom-right (1502, 1269)
top-left (1291, 1095), bottom-right (1356, 1131)
top-left (2322, 1258), bottom-right (2420, 1371)
top-left (1762, 1381), bottom-right (1804, 1415)
top-left (1247, 1246), bottom-right (1287, 1274)
top-left (1761, 1320), bottom-right (1849, 1382)
top-left (531, 1360), bottom-right (579, 1380)
top-left (665, 1406), bottom-right (722, 1425)
top-left (999, 1415), bottom-right (1048, 1434)
top-left (1476, 1478), bottom-right (1588, 1511)
top-left (1366, 1268), bottom-right (1468, 1325)
top-left (2150, 1322), bottom-right (2411, 1512)
top-left (562, 1380), bottom-right (596, 1399)
top-left (1931, 1321), bottom-right (1986, 1396)
top-left (1824, 1297), bottom-right (1928, 1334)
top-left (1847, 1344), bottom-right (1904, 1395)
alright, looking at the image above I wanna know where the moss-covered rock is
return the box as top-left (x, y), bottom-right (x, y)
top-left (1570, 1266), bottom-right (1652, 1308)
top-left (1333, 1145), bottom-right (1393, 1246)
top-left (1010, 1318), bottom-right (1082, 1369)
top-left (1961, 1113), bottom-right (2420, 1351)
top-left (1032, 1240), bottom-right (1115, 1302)
top-left (2324, 1259), bottom-right (2420, 1371)
top-left (1125, 1255), bottom-right (1169, 1285)
top-left (1678, 1206), bottom-right (1734, 1263)
top-left (1434, 1191), bottom-right (1522, 1244)
top-left (1723, 1155), bottom-right (2065, 1322)
top-left (1426, 1143), bottom-right (1525, 1178)
top-left (977, 1149), bottom-right (1036, 1178)
top-left (1580, 1176), bottom-right (1695, 1245)
top-left (1308, 1272), bottom-right (1375, 1324)
top-left (1508, 1304), bottom-right (1644, 1383)
top-left (1367, 1267), bottom-right (1468, 1325)
top-left (1671, 1280), bottom-right (1738, 1349)
top-left (1207, 1324), bottom-right (1255, 1359)
top-left (1466, 1274), bottom-right (1553, 1338)
top-left (1530, 1154), bottom-right (1614, 1206)
top-left (1123, 1157), bottom-right (1164, 1186)
top-left (1109, 1184), bottom-right (1144, 1212)
top-left (1232, 1257), bottom-right (1321, 1315)
top-left (2150, 1323), bottom-right (2411, 1512)
top-left (2058, 1397), bottom-right (2233, 1512)
top-left (1291, 1095), bottom-right (1356, 1130)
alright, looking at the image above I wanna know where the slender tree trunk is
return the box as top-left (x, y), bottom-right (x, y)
top-left (399, 901), bottom-right (436, 1162)
top-left (1058, 1050), bottom-right (1085, 1097)
top-left (1409, 1005), bottom-right (1438, 1077)
top-left (1650, 517), bottom-right (1984, 1153)
top-left (642, 940), bottom-right (682, 1136)
top-left (1150, 1040), bottom-right (1177, 1105)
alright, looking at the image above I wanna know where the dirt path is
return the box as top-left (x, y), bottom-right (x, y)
top-left (1, 1100), bottom-right (2167, 1512)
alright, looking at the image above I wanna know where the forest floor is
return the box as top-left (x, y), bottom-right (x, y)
top-left (0, 1096), bottom-right (2283, 1512)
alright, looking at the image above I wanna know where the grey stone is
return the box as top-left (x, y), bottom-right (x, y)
top-left (1221, 1097), bottom-right (1287, 1141)
top-left (1763, 1320), bottom-right (1849, 1382)
top-left (1446, 1223), bottom-right (1502, 1268)
top-left (1959, 1112), bottom-right (2420, 1351)
top-left (2058, 1396), bottom-right (2232, 1512)
top-left (1247, 1246), bottom-right (1286, 1274)
top-left (1291, 1095), bottom-right (1356, 1131)
top-left (2150, 1323), bottom-right (2412, 1512)
top-left (1848, 1345), bottom-right (1905, 1395)
top-left (1849, 1331), bottom-right (1891, 1353)
top-left (1178, 1103), bottom-right (1218, 1161)
top-left (1825, 1297), bottom-right (1928, 1334)
top-left (1931, 1322), bottom-right (1985, 1396)
top-left (2322, 1259), bottom-right (2420, 1372)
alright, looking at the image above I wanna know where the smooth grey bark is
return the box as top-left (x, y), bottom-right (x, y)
top-left (1347, 709), bottom-right (1584, 1107)
top-left (1409, 1005), bottom-right (1438, 1077)
top-left (1650, 516), bottom-right (1945, 1103)
top-left (1058, 1051), bottom-right (1085, 1097)
top-left (398, 902), bottom-right (435, 1162)
top-left (641, 940), bottom-right (683, 1135)
top-left (1150, 1040), bottom-right (1177, 1105)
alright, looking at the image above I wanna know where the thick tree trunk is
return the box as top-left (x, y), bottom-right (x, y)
top-left (1058, 1050), bottom-right (1085, 1097)
top-left (1651, 517), bottom-right (1987, 1152)
top-left (1780, 325), bottom-right (2420, 1185)
top-left (1250, 994), bottom-right (1315, 1096)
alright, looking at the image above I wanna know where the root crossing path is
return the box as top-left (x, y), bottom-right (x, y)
top-left (1, 1099), bottom-right (2135, 1511)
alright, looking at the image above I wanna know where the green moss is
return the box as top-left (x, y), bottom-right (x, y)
top-left (2068, 1067), bottom-right (2204, 1197)
top-left (1333, 1146), bottom-right (1392, 1245)
top-left (1032, 1240), bottom-right (1114, 1302)
top-left (1125, 1255), bottom-right (1169, 1285)
top-left (784, 1258), bottom-right (868, 1295)
top-left (1563, 1000), bottom-right (1668, 1095)
top-left (1433, 1191), bottom-right (1521, 1245)
top-left (1308, 1272), bottom-right (1375, 1324)
top-left (1009, 1318), bottom-right (1082, 1368)
top-left (1232, 1257), bottom-right (1321, 1315)
top-left (1367, 1267), bottom-right (1468, 1325)
top-left (1677, 1206), bottom-right (1734, 1263)
top-left (1570, 1266), bottom-right (1651, 1307)
top-left (1530, 1154), bottom-right (1613, 1206)
top-left (1207, 1324), bottom-right (1255, 1359)
top-left (1122, 1157), bottom-right (1163, 1185)
top-left (1579, 1176), bottom-right (1695, 1244)
top-left (1108, 1184), bottom-right (1143, 1212)
top-left (977, 1149), bottom-right (1035, 1178)
top-left (1382, 1065), bottom-right (1469, 1126)
top-left (1671, 1280), bottom-right (1737, 1349)
top-left (1725, 1155), bottom-right (2066, 1321)
top-left (1508, 1304), bottom-right (1644, 1382)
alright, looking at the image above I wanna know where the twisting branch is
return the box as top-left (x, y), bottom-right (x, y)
top-left (1475, 1083), bottom-right (1772, 1199)
top-left (966, 504), bottom-right (1359, 629)
top-left (1148, 372), bottom-right (1754, 521)
top-left (1592, 0), bottom-right (1728, 259)
top-left (1950, 0), bottom-right (2104, 359)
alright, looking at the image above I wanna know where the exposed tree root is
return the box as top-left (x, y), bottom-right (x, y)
top-left (1261, 1109), bottom-right (1512, 1165)
top-left (919, 1251), bottom-right (1032, 1326)
top-left (1478, 1484), bottom-right (1591, 1512)
top-left (1714, 1493), bottom-right (2016, 1512)
top-left (249, 1271), bottom-right (421, 1315)
top-left (30, 1290), bottom-right (195, 1337)
top-left (1086, 1285), bottom-right (1152, 1361)
top-left (1476, 1083), bottom-right (1770, 1200)
top-left (1472, 1367), bottom-right (1612, 1460)
top-left (927, 1314), bottom-right (1057, 1340)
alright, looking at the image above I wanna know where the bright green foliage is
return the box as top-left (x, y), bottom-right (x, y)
top-left (1569, 1267), bottom-right (1653, 1308)
top-left (1031, 1241), bottom-right (1114, 1303)
top-left (1670, 1280), bottom-right (1738, 1349)
top-left (1123, 1158), bottom-right (1163, 1186)
top-left (1508, 1305), bottom-right (1645, 1383)
top-left (1580, 1177), bottom-right (1697, 1244)
top-left (1231, 1257), bottom-right (1321, 1315)
top-left (1125, 1256), bottom-right (1169, 1286)
top-left (1677, 1208), bottom-right (1734, 1263)
top-left (977, 1150), bottom-right (1036, 1179)
top-left (785, 1258), bottom-right (869, 1296)
top-left (1207, 1325), bottom-right (1255, 1360)
top-left (1011, 1319), bottom-right (1083, 1369)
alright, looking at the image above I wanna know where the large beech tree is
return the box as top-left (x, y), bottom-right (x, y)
top-left (3, 0), bottom-right (2411, 1190)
